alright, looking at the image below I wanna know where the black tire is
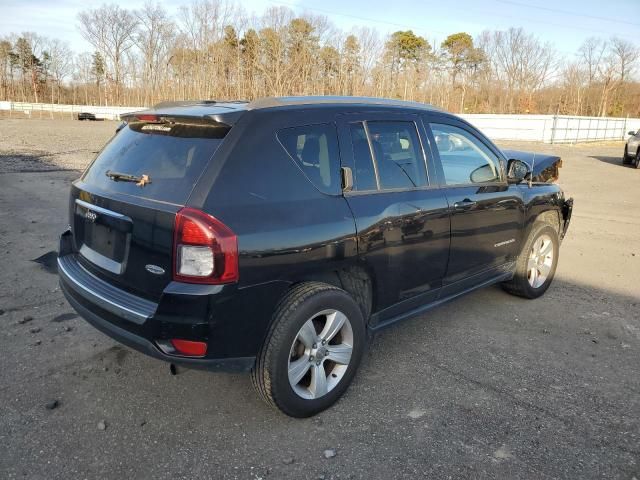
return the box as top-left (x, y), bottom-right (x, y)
top-left (623, 146), bottom-right (632, 165)
top-left (251, 282), bottom-right (366, 417)
top-left (635, 150), bottom-right (640, 169)
top-left (502, 223), bottom-right (559, 299)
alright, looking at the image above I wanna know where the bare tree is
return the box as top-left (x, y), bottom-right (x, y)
top-left (73, 52), bottom-right (94, 105)
top-left (1, 3), bottom-right (639, 116)
top-left (45, 38), bottom-right (72, 103)
top-left (78, 4), bottom-right (138, 104)
top-left (134, 2), bottom-right (174, 105)
top-left (610, 37), bottom-right (639, 83)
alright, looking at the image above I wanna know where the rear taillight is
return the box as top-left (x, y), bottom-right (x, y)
top-left (173, 207), bottom-right (238, 284)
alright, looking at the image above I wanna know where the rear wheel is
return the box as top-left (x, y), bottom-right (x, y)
top-left (502, 223), bottom-right (559, 299)
top-left (252, 282), bottom-right (365, 417)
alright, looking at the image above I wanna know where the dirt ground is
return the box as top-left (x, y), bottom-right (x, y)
top-left (0, 118), bottom-right (638, 479)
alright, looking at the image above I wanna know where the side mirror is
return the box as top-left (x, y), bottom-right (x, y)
top-left (629, 131), bottom-right (636, 136)
top-left (507, 158), bottom-right (531, 184)
top-left (470, 164), bottom-right (498, 183)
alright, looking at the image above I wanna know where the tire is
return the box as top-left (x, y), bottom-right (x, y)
top-left (635, 150), bottom-right (640, 169)
top-left (502, 223), bottom-right (559, 299)
top-left (623, 146), bottom-right (632, 165)
top-left (251, 282), bottom-right (366, 417)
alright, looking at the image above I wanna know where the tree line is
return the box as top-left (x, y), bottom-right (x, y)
top-left (0, 1), bottom-right (638, 117)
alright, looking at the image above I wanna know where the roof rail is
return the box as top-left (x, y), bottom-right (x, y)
top-left (152, 100), bottom-right (217, 109)
top-left (152, 99), bottom-right (250, 109)
top-left (245, 96), bottom-right (440, 111)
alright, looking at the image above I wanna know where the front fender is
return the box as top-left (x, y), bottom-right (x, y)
top-left (519, 184), bottom-right (566, 247)
top-left (561, 197), bottom-right (573, 240)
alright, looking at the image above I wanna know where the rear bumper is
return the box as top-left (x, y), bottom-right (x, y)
top-left (57, 229), bottom-right (283, 372)
top-left (59, 277), bottom-right (255, 371)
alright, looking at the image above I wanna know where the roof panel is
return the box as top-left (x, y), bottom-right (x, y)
top-left (121, 96), bottom-right (441, 125)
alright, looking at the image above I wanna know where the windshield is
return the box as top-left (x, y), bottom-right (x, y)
top-left (82, 121), bottom-right (228, 205)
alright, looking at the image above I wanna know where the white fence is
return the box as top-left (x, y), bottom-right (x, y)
top-left (1, 101), bottom-right (638, 143)
top-left (0, 101), bottom-right (143, 120)
top-left (460, 113), bottom-right (640, 143)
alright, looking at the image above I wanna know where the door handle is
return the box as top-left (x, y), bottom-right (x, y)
top-left (453, 199), bottom-right (477, 210)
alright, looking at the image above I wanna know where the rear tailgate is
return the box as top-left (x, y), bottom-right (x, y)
top-left (68, 116), bottom-right (229, 301)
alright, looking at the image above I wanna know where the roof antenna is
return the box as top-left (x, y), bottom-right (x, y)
top-left (528, 152), bottom-right (536, 188)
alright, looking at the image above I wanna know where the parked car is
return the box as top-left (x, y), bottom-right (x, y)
top-left (57, 96), bottom-right (573, 417)
top-left (623, 129), bottom-right (640, 168)
top-left (77, 112), bottom-right (97, 121)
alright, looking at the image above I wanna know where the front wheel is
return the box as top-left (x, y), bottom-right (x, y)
top-left (635, 150), bottom-right (640, 169)
top-left (623, 146), bottom-right (632, 165)
top-left (502, 223), bottom-right (559, 299)
top-left (252, 282), bottom-right (366, 417)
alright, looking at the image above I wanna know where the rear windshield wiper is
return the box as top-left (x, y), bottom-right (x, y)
top-left (105, 170), bottom-right (151, 186)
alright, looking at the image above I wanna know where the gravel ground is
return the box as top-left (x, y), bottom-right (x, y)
top-left (0, 118), bottom-right (639, 479)
top-left (0, 118), bottom-right (117, 172)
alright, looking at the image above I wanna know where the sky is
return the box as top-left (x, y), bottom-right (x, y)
top-left (0, 0), bottom-right (638, 58)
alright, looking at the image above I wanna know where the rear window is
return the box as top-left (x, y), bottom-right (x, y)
top-left (277, 123), bottom-right (341, 195)
top-left (82, 120), bottom-right (227, 204)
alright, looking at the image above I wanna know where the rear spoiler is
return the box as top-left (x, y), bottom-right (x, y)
top-left (119, 111), bottom-right (244, 129)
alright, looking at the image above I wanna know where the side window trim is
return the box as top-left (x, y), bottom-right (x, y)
top-left (413, 117), bottom-right (433, 187)
top-left (427, 120), bottom-right (507, 187)
top-left (361, 121), bottom-right (381, 190)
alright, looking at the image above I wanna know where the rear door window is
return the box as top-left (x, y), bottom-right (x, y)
top-left (277, 123), bottom-right (341, 195)
top-left (82, 120), bottom-right (228, 204)
top-left (367, 121), bottom-right (427, 190)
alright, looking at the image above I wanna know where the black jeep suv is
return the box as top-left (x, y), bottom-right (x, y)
top-left (58, 96), bottom-right (573, 417)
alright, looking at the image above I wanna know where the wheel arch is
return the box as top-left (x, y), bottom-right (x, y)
top-left (533, 209), bottom-right (562, 233)
top-left (277, 263), bottom-right (375, 325)
top-left (519, 206), bottom-right (562, 256)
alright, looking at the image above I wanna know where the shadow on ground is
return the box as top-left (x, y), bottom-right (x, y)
top-left (590, 155), bottom-right (638, 168)
top-left (0, 152), bottom-right (79, 173)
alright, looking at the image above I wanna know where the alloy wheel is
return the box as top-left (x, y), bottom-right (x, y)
top-left (527, 234), bottom-right (554, 288)
top-left (288, 309), bottom-right (354, 400)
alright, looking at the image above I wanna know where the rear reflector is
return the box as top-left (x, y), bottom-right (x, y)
top-left (173, 207), bottom-right (239, 284)
top-left (170, 339), bottom-right (207, 357)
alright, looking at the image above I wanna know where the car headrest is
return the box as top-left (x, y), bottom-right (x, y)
top-left (301, 136), bottom-right (320, 164)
